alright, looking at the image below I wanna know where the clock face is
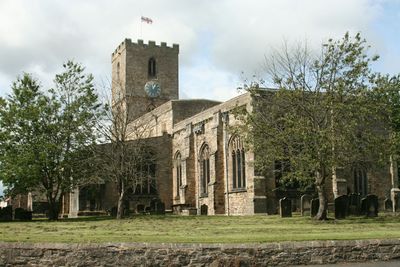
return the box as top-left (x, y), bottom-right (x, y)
top-left (144, 81), bottom-right (161, 98)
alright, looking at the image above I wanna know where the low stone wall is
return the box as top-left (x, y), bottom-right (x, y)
top-left (1, 239), bottom-right (400, 266)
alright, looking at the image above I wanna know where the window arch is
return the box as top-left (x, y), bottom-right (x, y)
top-left (200, 144), bottom-right (211, 195)
top-left (133, 151), bottom-right (157, 195)
top-left (175, 151), bottom-right (182, 197)
top-left (148, 57), bottom-right (156, 78)
top-left (354, 167), bottom-right (368, 196)
top-left (229, 136), bottom-right (246, 190)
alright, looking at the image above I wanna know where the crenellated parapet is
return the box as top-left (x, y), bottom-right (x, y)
top-left (112, 39), bottom-right (179, 61)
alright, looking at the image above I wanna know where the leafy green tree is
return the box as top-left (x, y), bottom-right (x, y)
top-left (0, 61), bottom-right (103, 219)
top-left (371, 74), bottom-right (400, 187)
top-left (237, 33), bottom-right (386, 220)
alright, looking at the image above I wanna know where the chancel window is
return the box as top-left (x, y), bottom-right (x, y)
top-left (148, 57), bottom-right (156, 78)
top-left (175, 152), bottom-right (182, 197)
top-left (354, 167), bottom-right (368, 196)
top-left (134, 153), bottom-right (157, 195)
top-left (230, 136), bottom-right (246, 190)
top-left (200, 145), bottom-right (211, 195)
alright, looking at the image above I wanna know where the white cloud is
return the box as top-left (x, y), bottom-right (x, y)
top-left (0, 0), bottom-right (398, 100)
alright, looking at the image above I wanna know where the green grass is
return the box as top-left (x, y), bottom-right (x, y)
top-left (1, 214), bottom-right (399, 243)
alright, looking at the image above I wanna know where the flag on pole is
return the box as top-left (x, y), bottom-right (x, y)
top-left (141, 16), bottom-right (153, 24)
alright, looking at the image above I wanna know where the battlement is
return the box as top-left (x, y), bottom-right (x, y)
top-left (112, 39), bottom-right (179, 59)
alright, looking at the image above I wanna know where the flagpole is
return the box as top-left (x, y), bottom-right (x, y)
top-left (140, 16), bottom-right (143, 39)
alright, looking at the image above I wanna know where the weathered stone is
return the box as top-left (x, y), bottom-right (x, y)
top-left (384, 198), bottom-right (393, 212)
top-left (1, 240), bottom-right (400, 266)
top-left (279, 197), bottom-right (292, 217)
top-left (348, 193), bottom-right (361, 216)
top-left (300, 194), bottom-right (312, 216)
top-left (200, 204), bottom-right (208, 215)
top-left (150, 198), bottom-right (165, 215)
top-left (334, 195), bottom-right (348, 219)
top-left (310, 198), bottom-right (319, 217)
top-left (393, 191), bottom-right (400, 212)
top-left (361, 194), bottom-right (379, 217)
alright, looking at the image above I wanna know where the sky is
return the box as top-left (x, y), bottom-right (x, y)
top-left (0, 0), bottom-right (400, 195)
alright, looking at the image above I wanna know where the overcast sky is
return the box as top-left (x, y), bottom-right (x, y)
top-left (0, 0), bottom-right (400, 194)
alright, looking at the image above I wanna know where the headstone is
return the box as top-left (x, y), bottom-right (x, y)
top-left (384, 198), bottom-right (393, 212)
top-left (279, 197), bottom-right (292, 217)
top-left (150, 198), bottom-right (165, 215)
top-left (0, 206), bottom-right (13, 221)
top-left (200, 204), bottom-right (208, 215)
top-left (110, 206), bottom-right (117, 217)
top-left (300, 194), bottom-right (312, 216)
top-left (310, 198), bottom-right (319, 217)
top-left (348, 193), bottom-right (361, 216)
top-left (361, 194), bottom-right (379, 217)
top-left (136, 204), bottom-right (145, 213)
top-left (393, 191), bottom-right (400, 212)
top-left (361, 197), bottom-right (367, 215)
top-left (334, 195), bottom-right (348, 219)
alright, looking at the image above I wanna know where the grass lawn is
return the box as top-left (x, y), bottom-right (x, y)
top-left (0, 213), bottom-right (399, 243)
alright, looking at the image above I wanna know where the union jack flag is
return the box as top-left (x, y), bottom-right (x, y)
top-left (141, 16), bottom-right (153, 24)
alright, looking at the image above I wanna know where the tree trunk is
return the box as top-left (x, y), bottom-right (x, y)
top-left (116, 191), bottom-right (124, 219)
top-left (315, 171), bottom-right (328, 220)
top-left (47, 197), bottom-right (60, 220)
top-left (116, 175), bottom-right (126, 219)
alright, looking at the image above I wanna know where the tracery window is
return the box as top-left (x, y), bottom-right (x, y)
top-left (133, 153), bottom-right (157, 195)
top-left (230, 136), bottom-right (246, 190)
top-left (148, 57), bottom-right (156, 78)
top-left (200, 145), bottom-right (210, 195)
top-left (354, 167), bottom-right (368, 196)
top-left (175, 152), bottom-right (182, 197)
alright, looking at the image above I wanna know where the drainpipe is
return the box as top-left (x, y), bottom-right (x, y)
top-left (222, 112), bottom-right (230, 216)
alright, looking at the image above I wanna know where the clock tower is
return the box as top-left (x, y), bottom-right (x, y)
top-left (111, 39), bottom-right (179, 121)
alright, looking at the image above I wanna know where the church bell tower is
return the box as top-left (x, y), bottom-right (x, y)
top-left (111, 39), bottom-right (179, 121)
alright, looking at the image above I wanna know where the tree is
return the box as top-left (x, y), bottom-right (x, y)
top-left (236, 33), bottom-right (386, 220)
top-left (94, 87), bottom-right (156, 219)
top-left (371, 74), bottom-right (400, 187)
top-left (0, 61), bottom-right (103, 220)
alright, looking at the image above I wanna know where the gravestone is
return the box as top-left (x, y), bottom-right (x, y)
top-left (393, 191), bottom-right (400, 212)
top-left (150, 198), bottom-right (165, 215)
top-left (361, 194), bottom-right (379, 217)
top-left (384, 198), bottom-right (393, 212)
top-left (334, 195), bottom-right (348, 219)
top-left (300, 194), bottom-right (312, 216)
top-left (279, 197), bottom-right (292, 217)
top-left (310, 198), bottom-right (319, 217)
top-left (136, 204), bottom-right (145, 213)
top-left (348, 193), bottom-right (361, 216)
top-left (200, 204), bottom-right (208, 215)
top-left (0, 206), bottom-right (12, 221)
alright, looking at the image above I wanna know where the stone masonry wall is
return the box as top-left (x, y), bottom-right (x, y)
top-left (1, 239), bottom-right (400, 266)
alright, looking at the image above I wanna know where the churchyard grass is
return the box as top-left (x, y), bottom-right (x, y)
top-left (1, 214), bottom-right (399, 243)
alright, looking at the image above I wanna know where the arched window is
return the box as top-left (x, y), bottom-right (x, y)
top-left (200, 145), bottom-right (210, 195)
top-left (354, 167), bottom-right (368, 196)
top-left (148, 57), bottom-right (156, 78)
top-left (175, 152), bottom-right (182, 197)
top-left (230, 136), bottom-right (246, 190)
top-left (133, 151), bottom-right (157, 195)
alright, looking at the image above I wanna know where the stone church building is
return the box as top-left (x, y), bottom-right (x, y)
top-left (62, 39), bottom-right (396, 217)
